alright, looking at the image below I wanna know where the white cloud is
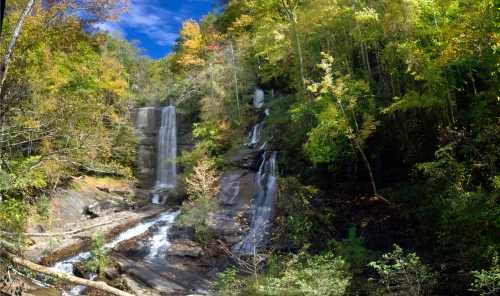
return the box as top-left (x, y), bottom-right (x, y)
top-left (94, 22), bottom-right (125, 38)
top-left (95, 0), bottom-right (191, 47)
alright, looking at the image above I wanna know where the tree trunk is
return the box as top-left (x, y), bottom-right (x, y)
top-left (355, 143), bottom-right (391, 204)
top-left (229, 40), bottom-right (240, 117)
top-left (292, 21), bottom-right (306, 95)
top-left (0, 250), bottom-right (135, 296)
top-left (0, 0), bottom-right (35, 171)
top-left (0, 0), bottom-right (35, 102)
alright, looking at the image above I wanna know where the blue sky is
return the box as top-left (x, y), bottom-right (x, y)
top-left (95, 0), bottom-right (215, 59)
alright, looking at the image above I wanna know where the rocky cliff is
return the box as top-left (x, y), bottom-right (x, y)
top-left (131, 107), bottom-right (193, 190)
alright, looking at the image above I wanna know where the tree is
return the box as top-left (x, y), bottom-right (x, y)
top-left (307, 53), bottom-right (381, 198)
top-left (369, 245), bottom-right (437, 296)
top-left (175, 20), bottom-right (205, 71)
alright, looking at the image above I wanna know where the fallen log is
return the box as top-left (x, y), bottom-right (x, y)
top-left (0, 249), bottom-right (135, 296)
top-left (0, 218), bottom-right (126, 238)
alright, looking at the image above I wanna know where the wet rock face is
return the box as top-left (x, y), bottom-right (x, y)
top-left (225, 148), bottom-right (261, 171)
top-left (132, 107), bottom-right (160, 189)
top-left (131, 107), bottom-right (193, 191)
top-left (206, 168), bottom-right (258, 245)
top-left (113, 226), bottom-right (155, 259)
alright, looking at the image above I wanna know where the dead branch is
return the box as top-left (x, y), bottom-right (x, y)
top-left (0, 250), bottom-right (135, 296)
top-left (216, 240), bottom-right (267, 274)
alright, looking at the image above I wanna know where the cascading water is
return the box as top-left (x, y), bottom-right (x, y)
top-left (253, 88), bottom-right (265, 108)
top-left (246, 122), bottom-right (263, 148)
top-left (233, 151), bottom-right (278, 254)
top-left (52, 210), bottom-right (180, 295)
top-left (153, 106), bottom-right (177, 204)
top-left (147, 210), bottom-right (180, 260)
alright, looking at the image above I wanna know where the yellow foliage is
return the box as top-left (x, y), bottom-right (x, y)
top-left (176, 20), bottom-right (205, 70)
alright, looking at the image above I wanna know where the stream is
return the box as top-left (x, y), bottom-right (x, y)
top-left (52, 210), bottom-right (180, 295)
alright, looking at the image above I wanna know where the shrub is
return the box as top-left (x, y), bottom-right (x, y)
top-left (212, 267), bottom-right (248, 296)
top-left (0, 199), bottom-right (27, 244)
top-left (277, 177), bottom-right (318, 247)
top-left (213, 252), bottom-right (351, 296)
top-left (334, 226), bottom-right (368, 272)
top-left (369, 245), bottom-right (436, 296)
top-left (178, 156), bottom-right (220, 244)
top-left (257, 252), bottom-right (351, 296)
top-left (84, 234), bottom-right (110, 277)
top-left (470, 252), bottom-right (500, 296)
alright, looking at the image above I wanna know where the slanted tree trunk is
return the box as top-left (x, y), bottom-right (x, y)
top-left (292, 21), bottom-right (306, 94)
top-left (0, 0), bottom-right (35, 102)
top-left (0, 0), bottom-right (36, 171)
top-left (229, 40), bottom-right (241, 117)
top-left (0, 251), bottom-right (135, 296)
top-left (0, 240), bottom-right (134, 296)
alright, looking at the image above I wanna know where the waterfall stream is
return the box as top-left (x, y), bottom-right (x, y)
top-left (153, 106), bottom-right (177, 204)
top-left (233, 151), bottom-right (278, 254)
top-left (253, 88), bottom-right (265, 108)
top-left (246, 122), bottom-right (263, 148)
top-left (52, 210), bottom-right (180, 295)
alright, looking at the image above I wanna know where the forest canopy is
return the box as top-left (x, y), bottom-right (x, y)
top-left (0, 0), bottom-right (499, 295)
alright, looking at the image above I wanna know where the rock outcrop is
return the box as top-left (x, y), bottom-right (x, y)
top-left (131, 107), bottom-right (160, 189)
top-left (131, 107), bottom-right (193, 193)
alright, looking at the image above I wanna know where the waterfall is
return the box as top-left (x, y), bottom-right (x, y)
top-left (264, 108), bottom-right (270, 116)
top-left (246, 122), bottom-right (263, 148)
top-left (153, 106), bottom-right (177, 204)
top-left (233, 151), bottom-right (278, 254)
top-left (52, 210), bottom-right (180, 295)
top-left (253, 88), bottom-right (265, 108)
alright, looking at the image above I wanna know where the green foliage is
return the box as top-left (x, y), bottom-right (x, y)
top-left (84, 234), bottom-right (110, 277)
top-left (306, 53), bottom-right (377, 165)
top-left (178, 157), bottom-right (220, 245)
top-left (35, 194), bottom-right (51, 221)
top-left (213, 267), bottom-right (248, 296)
top-left (470, 251), bottom-right (500, 296)
top-left (334, 226), bottom-right (368, 272)
top-left (0, 199), bottom-right (27, 235)
top-left (277, 177), bottom-right (318, 247)
top-left (369, 245), bottom-right (436, 296)
top-left (255, 252), bottom-right (351, 296)
top-left (413, 143), bottom-right (500, 267)
top-left (0, 2), bottom-right (137, 208)
top-left (213, 252), bottom-right (351, 296)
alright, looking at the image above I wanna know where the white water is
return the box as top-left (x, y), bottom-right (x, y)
top-left (147, 210), bottom-right (181, 260)
top-left (253, 88), bottom-right (265, 108)
top-left (153, 106), bottom-right (177, 204)
top-left (233, 151), bottom-right (278, 254)
top-left (246, 122), bottom-right (263, 148)
top-left (52, 210), bottom-right (180, 295)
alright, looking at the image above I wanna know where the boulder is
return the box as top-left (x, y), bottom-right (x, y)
top-left (168, 240), bottom-right (204, 258)
top-left (168, 224), bottom-right (195, 240)
top-left (83, 201), bottom-right (114, 218)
